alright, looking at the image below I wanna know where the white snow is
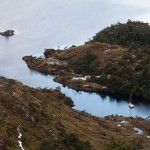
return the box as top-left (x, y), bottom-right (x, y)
top-left (47, 61), bottom-right (60, 65)
top-left (72, 76), bottom-right (90, 81)
top-left (47, 57), bottom-right (61, 65)
top-left (132, 55), bottom-right (136, 58)
top-left (107, 75), bottom-right (111, 79)
top-left (134, 127), bottom-right (144, 135)
top-left (102, 86), bottom-right (107, 89)
top-left (83, 85), bottom-right (90, 87)
top-left (117, 124), bottom-right (121, 127)
top-left (17, 127), bottom-right (24, 150)
top-left (116, 120), bottom-right (128, 127)
top-left (120, 120), bottom-right (128, 124)
top-left (95, 75), bottom-right (101, 78)
top-left (104, 49), bottom-right (111, 53)
top-left (83, 83), bottom-right (96, 88)
top-left (147, 136), bottom-right (150, 139)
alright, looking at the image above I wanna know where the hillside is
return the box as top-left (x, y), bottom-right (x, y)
top-left (23, 42), bottom-right (150, 101)
top-left (0, 76), bottom-right (150, 150)
top-left (89, 20), bottom-right (150, 100)
top-left (90, 20), bottom-right (150, 48)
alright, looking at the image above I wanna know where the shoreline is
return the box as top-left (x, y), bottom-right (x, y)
top-left (1, 75), bottom-right (150, 149)
top-left (22, 42), bottom-right (150, 103)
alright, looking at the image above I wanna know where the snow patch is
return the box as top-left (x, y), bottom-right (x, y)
top-left (17, 127), bottom-right (24, 150)
top-left (147, 136), bottom-right (150, 139)
top-left (47, 57), bottom-right (61, 65)
top-left (120, 120), bottom-right (128, 124)
top-left (107, 75), bottom-right (111, 79)
top-left (47, 61), bottom-right (60, 65)
top-left (102, 86), bottom-right (107, 89)
top-left (104, 49), bottom-right (111, 53)
top-left (72, 76), bottom-right (90, 81)
top-left (95, 75), bottom-right (101, 78)
top-left (116, 120), bottom-right (128, 127)
top-left (134, 127), bottom-right (144, 135)
top-left (117, 124), bottom-right (121, 127)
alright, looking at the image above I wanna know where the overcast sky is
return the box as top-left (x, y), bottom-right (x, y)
top-left (111, 0), bottom-right (150, 23)
top-left (112, 0), bottom-right (150, 8)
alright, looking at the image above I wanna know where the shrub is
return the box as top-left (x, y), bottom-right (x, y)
top-left (71, 51), bottom-right (100, 75)
top-left (91, 20), bottom-right (150, 48)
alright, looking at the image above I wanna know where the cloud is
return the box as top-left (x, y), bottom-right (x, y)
top-left (135, 13), bottom-right (150, 24)
top-left (111, 0), bottom-right (150, 9)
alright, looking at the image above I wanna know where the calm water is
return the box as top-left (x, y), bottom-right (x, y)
top-left (0, 0), bottom-right (150, 118)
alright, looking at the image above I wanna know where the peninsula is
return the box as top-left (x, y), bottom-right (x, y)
top-left (23, 20), bottom-right (150, 102)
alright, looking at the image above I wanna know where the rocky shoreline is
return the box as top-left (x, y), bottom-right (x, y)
top-left (22, 43), bottom-right (124, 93)
top-left (22, 42), bottom-right (150, 102)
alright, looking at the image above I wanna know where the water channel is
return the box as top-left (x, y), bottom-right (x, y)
top-left (0, 0), bottom-right (150, 118)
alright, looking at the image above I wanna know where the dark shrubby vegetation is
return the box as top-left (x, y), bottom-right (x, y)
top-left (96, 48), bottom-right (150, 99)
top-left (70, 51), bottom-right (100, 75)
top-left (107, 140), bottom-right (143, 150)
top-left (88, 20), bottom-right (150, 101)
top-left (91, 20), bottom-right (150, 49)
top-left (39, 123), bottom-right (93, 150)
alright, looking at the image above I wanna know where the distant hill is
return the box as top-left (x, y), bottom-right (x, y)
top-left (91, 20), bottom-right (150, 48)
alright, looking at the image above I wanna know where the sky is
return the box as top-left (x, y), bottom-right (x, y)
top-left (112, 0), bottom-right (150, 8)
top-left (111, 0), bottom-right (150, 23)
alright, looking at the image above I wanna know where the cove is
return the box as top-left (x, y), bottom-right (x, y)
top-left (0, 0), bottom-right (150, 118)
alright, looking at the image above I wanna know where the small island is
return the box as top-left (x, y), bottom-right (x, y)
top-left (0, 29), bottom-right (14, 36)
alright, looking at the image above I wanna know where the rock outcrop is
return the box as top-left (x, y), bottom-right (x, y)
top-left (0, 30), bottom-right (14, 36)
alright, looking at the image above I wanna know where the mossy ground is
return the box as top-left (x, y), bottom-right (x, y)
top-left (0, 77), bottom-right (150, 150)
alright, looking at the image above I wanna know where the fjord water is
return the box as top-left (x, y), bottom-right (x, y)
top-left (0, 0), bottom-right (150, 118)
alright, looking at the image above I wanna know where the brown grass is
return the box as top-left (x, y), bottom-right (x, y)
top-left (0, 76), bottom-right (150, 150)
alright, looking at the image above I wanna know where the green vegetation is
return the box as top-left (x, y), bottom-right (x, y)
top-left (0, 77), bottom-right (95, 150)
top-left (23, 20), bottom-right (150, 101)
top-left (91, 20), bottom-right (150, 48)
top-left (107, 140), bottom-right (143, 150)
top-left (39, 133), bottom-right (92, 150)
top-left (94, 48), bottom-right (150, 99)
top-left (70, 51), bottom-right (100, 75)
top-left (88, 20), bottom-right (150, 100)
top-left (54, 123), bottom-right (92, 150)
top-left (39, 123), bottom-right (92, 150)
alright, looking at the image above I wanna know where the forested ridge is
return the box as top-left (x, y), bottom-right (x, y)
top-left (91, 20), bottom-right (150, 48)
top-left (87, 20), bottom-right (150, 100)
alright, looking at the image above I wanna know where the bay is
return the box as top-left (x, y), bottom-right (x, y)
top-left (0, 0), bottom-right (150, 118)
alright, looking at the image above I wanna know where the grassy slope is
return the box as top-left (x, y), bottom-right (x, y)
top-left (0, 76), bottom-right (150, 150)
